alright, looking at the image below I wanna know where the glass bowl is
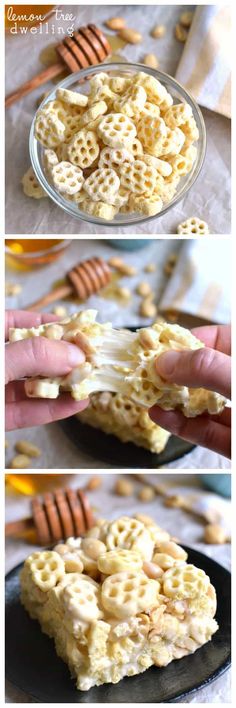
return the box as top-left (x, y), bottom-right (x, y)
top-left (30, 62), bottom-right (206, 228)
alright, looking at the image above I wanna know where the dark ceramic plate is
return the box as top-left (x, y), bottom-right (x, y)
top-left (59, 416), bottom-right (194, 468)
top-left (5, 547), bottom-right (231, 703)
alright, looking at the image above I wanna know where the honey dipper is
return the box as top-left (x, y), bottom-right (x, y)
top-left (5, 487), bottom-right (95, 546)
top-left (5, 24), bottom-right (111, 108)
top-left (26, 256), bottom-right (111, 311)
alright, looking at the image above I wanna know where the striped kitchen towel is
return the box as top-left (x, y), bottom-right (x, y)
top-left (175, 5), bottom-right (231, 118)
top-left (159, 239), bottom-right (231, 324)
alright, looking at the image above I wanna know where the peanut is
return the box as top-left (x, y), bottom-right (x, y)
top-left (155, 541), bottom-right (187, 561)
top-left (143, 54), bottom-right (159, 69)
top-left (52, 305), bottom-right (67, 317)
top-left (81, 538), bottom-right (107, 560)
top-left (10, 454), bottom-right (31, 469)
top-left (5, 282), bottom-right (22, 296)
top-left (144, 263), bottom-right (156, 273)
top-left (164, 263), bottom-right (174, 277)
top-left (136, 281), bottom-right (152, 297)
top-left (180, 11), bottom-right (194, 28)
top-left (86, 475), bottom-right (102, 491)
top-left (118, 28), bottom-right (142, 44)
top-left (140, 299), bottom-right (157, 318)
top-left (138, 486), bottom-right (155, 502)
top-left (152, 552), bottom-right (176, 570)
top-left (166, 309), bottom-right (178, 323)
top-left (204, 524), bottom-right (228, 545)
top-left (15, 440), bottom-right (41, 458)
top-left (108, 256), bottom-right (137, 276)
top-left (143, 560), bottom-right (164, 579)
top-left (151, 24), bottom-right (166, 39)
top-left (114, 478), bottom-right (134, 496)
top-left (134, 513), bottom-right (155, 526)
top-left (175, 23), bottom-right (188, 42)
top-left (105, 17), bottom-right (126, 31)
top-left (116, 286), bottom-right (131, 299)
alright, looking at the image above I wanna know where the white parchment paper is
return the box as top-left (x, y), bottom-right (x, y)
top-left (5, 5), bottom-right (231, 234)
top-left (5, 472), bottom-right (231, 702)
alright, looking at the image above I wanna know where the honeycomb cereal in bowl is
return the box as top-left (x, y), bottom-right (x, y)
top-left (20, 514), bottom-right (219, 691)
top-left (31, 66), bottom-right (204, 222)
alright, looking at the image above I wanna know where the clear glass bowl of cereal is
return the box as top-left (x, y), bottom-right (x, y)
top-left (30, 62), bottom-right (206, 228)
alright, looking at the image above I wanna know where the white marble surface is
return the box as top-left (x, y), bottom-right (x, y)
top-left (5, 472), bottom-right (231, 702)
top-left (5, 239), bottom-right (231, 471)
top-left (5, 4), bottom-right (231, 235)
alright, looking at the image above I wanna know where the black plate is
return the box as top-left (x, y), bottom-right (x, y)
top-left (59, 417), bottom-right (194, 468)
top-left (5, 547), bottom-right (231, 703)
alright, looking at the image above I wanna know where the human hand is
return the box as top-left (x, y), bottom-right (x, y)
top-left (5, 311), bottom-right (89, 431)
top-left (149, 325), bottom-right (231, 458)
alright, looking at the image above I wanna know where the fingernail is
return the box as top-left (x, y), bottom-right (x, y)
top-left (66, 343), bottom-right (85, 367)
top-left (156, 351), bottom-right (180, 377)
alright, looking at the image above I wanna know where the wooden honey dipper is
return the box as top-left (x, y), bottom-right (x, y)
top-left (26, 256), bottom-right (111, 311)
top-left (5, 487), bottom-right (95, 546)
top-left (5, 24), bottom-right (111, 108)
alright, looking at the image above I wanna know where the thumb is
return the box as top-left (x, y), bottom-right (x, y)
top-left (5, 337), bottom-right (85, 384)
top-left (155, 347), bottom-right (231, 399)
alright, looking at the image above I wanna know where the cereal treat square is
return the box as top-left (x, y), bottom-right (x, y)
top-left (20, 514), bottom-right (219, 691)
top-left (9, 311), bottom-right (226, 417)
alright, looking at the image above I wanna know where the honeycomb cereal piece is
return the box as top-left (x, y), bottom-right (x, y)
top-left (106, 516), bottom-right (154, 560)
top-left (84, 167), bottom-right (120, 202)
top-left (159, 92), bottom-right (174, 111)
top-left (163, 564), bottom-right (210, 600)
top-left (141, 154), bottom-right (171, 178)
top-left (106, 188), bottom-right (130, 208)
top-left (129, 193), bottom-right (163, 217)
top-left (177, 217), bottom-right (209, 235)
top-left (43, 99), bottom-right (68, 121)
top-left (119, 159), bottom-right (157, 195)
top-left (164, 103), bottom-right (193, 129)
top-left (98, 549), bottom-right (143, 575)
top-left (34, 110), bottom-right (65, 148)
top-left (56, 142), bottom-right (69, 162)
top-left (101, 571), bottom-right (160, 619)
top-left (168, 154), bottom-right (193, 176)
top-left (22, 167), bottom-right (47, 199)
top-left (62, 114), bottom-right (85, 144)
top-left (62, 574), bottom-right (100, 622)
top-left (88, 84), bottom-right (116, 109)
top-left (99, 146), bottom-right (134, 171)
top-left (130, 137), bottom-right (143, 157)
top-left (113, 85), bottom-right (147, 118)
top-left (135, 73), bottom-right (167, 104)
top-left (159, 127), bottom-right (185, 157)
top-left (51, 161), bottom-right (84, 195)
top-left (89, 72), bottom-right (109, 96)
top-left (180, 116), bottom-right (199, 141)
top-left (67, 129), bottom-right (99, 169)
top-left (43, 149), bottom-right (59, 172)
top-left (98, 113), bottom-right (136, 149)
top-left (78, 101), bottom-right (107, 128)
top-left (56, 87), bottom-right (88, 107)
top-left (180, 144), bottom-right (197, 163)
top-left (81, 199), bottom-right (118, 221)
top-left (109, 76), bottom-right (131, 94)
top-left (26, 550), bottom-right (65, 591)
top-left (138, 102), bottom-right (160, 121)
top-left (137, 115), bottom-right (167, 155)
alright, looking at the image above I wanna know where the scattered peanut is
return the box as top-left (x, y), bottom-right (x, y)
top-left (118, 28), bottom-right (143, 44)
top-left (180, 11), bottom-right (194, 28)
top-left (143, 54), bottom-right (159, 69)
top-left (86, 475), bottom-right (102, 491)
top-left (52, 305), bottom-right (67, 317)
top-left (175, 23), bottom-right (188, 42)
top-left (144, 263), bottom-right (156, 273)
top-left (151, 24), bottom-right (166, 39)
top-left (140, 299), bottom-right (157, 318)
top-left (167, 252), bottom-right (178, 267)
top-left (81, 537), bottom-right (107, 560)
top-left (143, 560), bottom-right (164, 579)
top-left (138, 486), bottom-right (155, 502)
top-left (166, 309), bottom-right (178, 323)
top-left (115, 286), bottom-right (131, 300)
top-left (105, 17), bottom-right (126, 31)
top-left (136, 281), bottom-right (152, 297)
top-left (114, 478), bottom-right (134, 496)
top-left (108, 256), bottom-right (137, 276)
top-left (152, 552), bottom-right (175, 570)
top-left (15, 440), bottom-right (41, 458)
top-left (204, 524), bottom-right (228, 545)
top-left (5, 282), bottom-right (22, 296)
top-left (156, 541), bottom-right (187, 561)
top-left (164, 494), bottom-right (188, 509)
top-left (134, 513), bottom-right (155, 526)
top-left (10, 454), bottom-right (31, 469)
